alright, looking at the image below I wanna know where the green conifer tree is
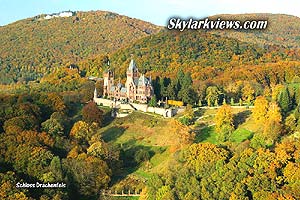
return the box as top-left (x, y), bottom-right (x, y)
top-left (277, 87), bottom-right (291, 113)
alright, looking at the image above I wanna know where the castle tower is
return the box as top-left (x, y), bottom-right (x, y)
top-left (127, 59), bottom-right (139, 79)
top-left (103, 69), bottom-right (114, 96)
top-left (126, 59), bottom-right (139, 98)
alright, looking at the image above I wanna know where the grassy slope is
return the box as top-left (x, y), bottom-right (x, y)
top-left (99, 112), bottom-right (178, 181)
top-left (98, 106), bottom-right (256, 195)
top-left (193, 107), bottom-right (254, 144)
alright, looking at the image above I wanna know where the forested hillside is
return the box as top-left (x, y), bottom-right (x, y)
top-left (105, 29), bottom-right (300, 81)
top-left (0, 11), bottom-right (161, 84)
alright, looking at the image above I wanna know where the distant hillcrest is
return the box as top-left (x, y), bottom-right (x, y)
top-left (0, 10), bottom-right (162, 84)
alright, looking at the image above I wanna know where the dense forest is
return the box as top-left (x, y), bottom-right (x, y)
top-left (1, 11), bottom-right (300, 200)
top-left (0, 91), bottom-right (116, 199)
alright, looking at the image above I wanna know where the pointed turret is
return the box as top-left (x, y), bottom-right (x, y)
top-left (128, 59), bottom-right (137, 72)
top-left (126, 58), bottom-right (139, 86)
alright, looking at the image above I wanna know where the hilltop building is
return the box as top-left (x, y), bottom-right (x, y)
top-left (44, 11), bottom-right (74, 20)
top-left (102, 59), bottom-right (153, 103)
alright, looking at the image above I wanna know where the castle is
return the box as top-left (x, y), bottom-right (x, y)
top-left (102, 59), bottom-right (154, 103)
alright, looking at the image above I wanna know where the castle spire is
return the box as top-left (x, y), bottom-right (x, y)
top-left (128, 59), bottom-right (137, 72)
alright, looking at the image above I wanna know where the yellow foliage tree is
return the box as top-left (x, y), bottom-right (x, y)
top-left (46, 93), bottom-right (66, 112)
top-left (242, 83), bottom-right (255, 105)
top-left (271, 84), bottom-right (284, 102)
top-left (215, 104), bottom-right (234, 142)
top-left (263, 102), bottom-right (282, 144)
top-left (252, 96), bottom-right (269, 124)
top-left (70, 121), bottom-right (96, 144)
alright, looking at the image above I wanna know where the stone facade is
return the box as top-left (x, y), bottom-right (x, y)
top-left (103, 59), bottom-right (153, 103)
top-left (93, 97), bottom-right (175, 118)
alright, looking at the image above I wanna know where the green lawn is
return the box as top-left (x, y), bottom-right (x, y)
top-left (134, 169), bottom-right (152, 179)
top-left (230, 128), bottom-right (253, 143)
top-left (195, 126), bottom-right (218, 144)
top-left (195, 126), bottom-right (253, 144)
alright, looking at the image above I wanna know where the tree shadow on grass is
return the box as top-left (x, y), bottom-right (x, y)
top-left (233, 110), bottom-right (251, 128)
top-left (110, 139), bottom-right (156, 185)
top-left (194, 108), bottom-right (206, 117)
top-left (101, 126), bottom-right (127, 142)
top-left (194, 126), bottom-right (215, 143)
top-left (102, 108), bottom-right (115, 127)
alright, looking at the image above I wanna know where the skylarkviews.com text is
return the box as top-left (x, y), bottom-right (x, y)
top-left (167, 18), bottom-right (268, 31)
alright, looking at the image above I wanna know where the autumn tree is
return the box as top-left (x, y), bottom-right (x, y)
top-left (205, 86), bottom-right (220, 107)
top-left (87, 140), bottom-right (119, 162)
top-left (49, 156), bottom-right (63, 182)
top-left (285, 114), bottom-right (297, 134)
top-left (27, 147), bottom-right (54, 181)
top-left (3, 116), bottom-right (29, 135)
top-left (45, 93), bottom-right (66, 113)
top-left (252, 96), bottom-right (269, 125)
top-left (95, 80), bottom-right (104, 97)
top-left (41, 118), bottom-right (64, 137)
top-left (215, 104), bottom-right (235, 142)
top-left (283, 162), bottom-right (300, 198)
top-left (82, 101), bottom-right (104, 126)
top-left (242, 83), bottom-right (255, 105)
top-left (0, 171), bottom-right (32, 200)
top-left (263, 102), bottom-right (282, 145)
top-left (155, 185), bottom-right (175, 200)
top-left (70, 121), bottom-right (98, 144)
top-left (62, 154), bottom-right (111, 197)
top-left (271, 84), bottom-right (284, 102)
top-left (294, 103), bottom-right (300, 120)
top-left (17, 102), bottom-right (41, 121)
top-left (80, 81), bottom-right (95, 102)
top-left (184, 143), bottom-right (229, 177)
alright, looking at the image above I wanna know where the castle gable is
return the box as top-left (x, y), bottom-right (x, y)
top-left (138, 75), bottom-right (149, 86)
